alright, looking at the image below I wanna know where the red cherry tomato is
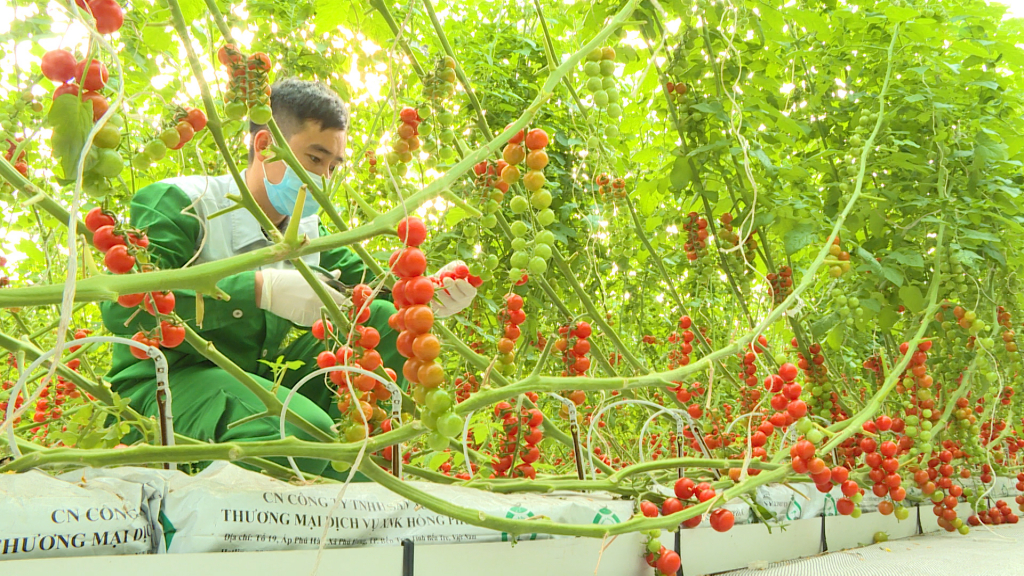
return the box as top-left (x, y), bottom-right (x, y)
top-left (185, 108), bottom-right (208, 132)
top-left (41, 49), bottom-right (77, 82)
top-left (85, 207), bottom-right (116, 232)
top-left (159, 320), bottom-right (186, 348)
top-left (104, 244), bottom-right (135, 274)
top-left (88, 0), bottom-right (124, 34)
top-left (144, 291), bottom-right (176, 315)
top-left (92, 225), bottom-right (125, 252)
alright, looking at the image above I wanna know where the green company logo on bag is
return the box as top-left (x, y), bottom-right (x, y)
top-left (823, 493), bottom-right (838, 517)
top-left (785, 500), bottom-right (801, 521)
top-left (501, 506), bottom-right (538, 542)
top-left (593, 507), bottom-right (621, 525)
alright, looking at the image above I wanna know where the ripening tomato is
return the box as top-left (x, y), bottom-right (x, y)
top-left (524, 128), bottom-right (548, 150)
top-left (247, 52), bottom-right (271, 71)
top-left (75, 59), bottom-right (108, 91)
top-left (185, 108), bottom-right (207, 132)
top-left (217, 44), bottom-right (242, 66)
top-left (41, 49), bottom-right (77, 82)
top-left (82, 91), bottom-right (109, 122)
top-left (117, 292), bottom-right (145, 307)
top-left (171, 121), bottom-right (194, 150)
top-left (53, 83), bottom-right (79, 99)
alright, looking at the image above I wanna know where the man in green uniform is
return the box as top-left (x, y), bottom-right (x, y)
top-left (100, 79), bottom-right (475, 476)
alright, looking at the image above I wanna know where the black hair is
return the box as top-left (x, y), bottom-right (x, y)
top-left (248, 78), bottom-right (350, 162)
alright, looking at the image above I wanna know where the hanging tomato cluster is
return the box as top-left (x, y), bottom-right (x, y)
top-left (365, 150), bottom-right (377, 178)
top-left (663, 80), bottom-right (688, 105)
top-left (593, 173), bottom-right (627, 201)
top-left (217, 45), bottom-right (272, 124)
top-left (717, 212), bottom-right (758, 270)
top-left (826, 236), bottom-right (852, 278)
top-left (491, 398), bottom-right (543, 479)
top-left (384, 107), bottom-right (423, 176)
top-left (85, 206), bottom-right (149, 275)
top-left (418, 56), bottom-right (458, 164)
top-left (554, 320), bottom-right (591, 376)
top-left (453, 371), bottom-right (480, 403)
top-left (74, 0), bottom-right (125, 34)
top-left (791, 339), bottom-right (836, 419)
top-left (682, 211), bottom-right (709, 263)
top-left (388, 217), bottom-right (465, 450)
top-left (767, 265), bottom-right (793, 305)
top-left (581, 46), bottom-right (622, 126)
top-left (668, 315), bottom-right (695, 368)
top-left (133, 106), bottom-right (207, 170)
top-left (311, 284), bottom-right (395, 442)
top-left (494, 293), bottom-right (526, 376)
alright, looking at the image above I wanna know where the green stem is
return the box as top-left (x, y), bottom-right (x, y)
top-left (0, 157), bottom-right (92, 244)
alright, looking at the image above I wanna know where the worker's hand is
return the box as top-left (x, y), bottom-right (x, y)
top-left (257, 268), bottom-right (350, 327)
top-left (430, 260), bottom-right (477, 318)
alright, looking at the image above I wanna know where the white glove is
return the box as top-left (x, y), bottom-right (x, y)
top-left (258, 268), bottom-right (350, 326)
top-left (431, 260), bottom-right (477, 318)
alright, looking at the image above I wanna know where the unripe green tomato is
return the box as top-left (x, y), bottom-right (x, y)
top-left (593, 90), bottom-right (609, 108)
top-left (439, 146), bottom-right (455, 160)
top-left (851, 492), bottom-right (863, 504)
top-left (485, 254), bottom-right (500, 269)
top-left (330, 460), bottom-right (351, 473)
top-left (94, 124), bottom-right (121, 149)
top-left (437, 111), bottom-right (454, 125)
top-left (606, 87), bottom-right (619, 101)
top-left (537, 209), bottom-right (556, 227)
top-left (144, 139), bottom-right (167, 161)
top-left (511, 251), bottom-right (530, 269)
top-left (510, 195), bottom-right (529, 214)
top-left (422, 409), bottom-right (439, 430)
top-left (427, 431), bottom-right (449, 451)
top-left (440, 128), bottom-right (456, 144)
top-left (511, 238), bottom-right (528, 251)
top-left (587, 135), bottom-right (601, 149)
top-left (796, 418), bottom-right (813, 434)
top-left (851, 507), bottom-right (862, 518)
top-left (481, 214), bottom-right (497, 228)
top-left (159, 128), bottom-right (180, 148)
top-left (533, 243), bottom-right (552, 260)
top-left (508, 267), bottom-right (523, 282)
top-left (485, 199), bottom-right (500, 214)
top-left (586, 77), bottom-right (603, 92)
top-left (895, 507), bottom-right (909, 520)
top-left (531, 190), bottom-right (552, 209)
top-left (583, 61), bottom-right (601, 77)
top-left (417, 105), bottom-right (431, 119)
top-left (511, 221), bottom-right (528, 237)
top-left (918, 431), bottom-right (931, 442)
top-left (806, 429), bottom-right (824, 444)
top-left (436, 412), bottom-right (464, 438)
top-left (93, 149), bottom-right (123, 178)
top-left (602, 76), bottom-right (616, 90)
top-left (225, 101), bottom-right (248, 121)
top-left (599, 59), bottom-right (615, 76)
top-left (249, 104), bottom-right (273, 125)
top-left (131, 152), bottom-right (151, 170)
top-left (528, 256), bottom-right (547, 275)
top-left (585, 47), bottom-right (603, 62)
top-left (418, 122), bottom-right (434, 136)
top-left (607, 103), bottom-right (622, 118)
top-left (646, 539), bottom-right (661, 553)
top-left (604, 125), bottom-right (620, 138)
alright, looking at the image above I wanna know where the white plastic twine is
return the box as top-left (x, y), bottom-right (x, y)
top-left (585, 399), bottom-right (711, 480)
top-left (2, 336), bottom-right (173, 468)
top-left (279, 365), bottom-right (402, 480)
top-left (638, 407), bottom-right (685, 463)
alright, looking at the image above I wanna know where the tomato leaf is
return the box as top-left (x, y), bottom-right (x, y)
top-left (669, 156), bottom-right (693, 191)
top-left (47, 94), bottom-right (94, 180)
top-left (782, 220), bottom-right (815, 255)
top-left (898, 285), bottom-right (925, 314)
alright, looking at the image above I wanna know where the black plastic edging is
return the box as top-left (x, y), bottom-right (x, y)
top-left (402, 538), bottom-right (414, 576)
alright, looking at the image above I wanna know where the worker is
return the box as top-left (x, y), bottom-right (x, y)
top-left (99, 78), bottom-right (476, 477)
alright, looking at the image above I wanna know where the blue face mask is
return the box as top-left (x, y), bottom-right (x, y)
top-left (264, 163), bottom-right (321, 219)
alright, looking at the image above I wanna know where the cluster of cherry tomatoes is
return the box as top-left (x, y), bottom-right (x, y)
top-left (581, 46), bottom-right (622, 128)
top-left (681, 212), bottom-right (709, 263)
top-left (217, 45), bottom-right (273, 124)
top-left (312, 284), bottom-right (395, 442)
top-left (85, 206), bottom-right (147, 274)
top-left (826, 236), bottom-right (852, 278)
top-left (593, 173), bottom-right (627, 201)
top-left (4, 137), bottom-right (28, 177)
top-left (554, 320), bottom-right (592, 377)
top-left (385, 107), bottom-right (424, 173)
top-left (491, 396), bottom-right (543, 479)
top-left (132, 107), bottom-right (207, 170)
top-left (767, 265), bottom-right (794, 305)
top-left (495, 294), bottom-right (527, 376)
